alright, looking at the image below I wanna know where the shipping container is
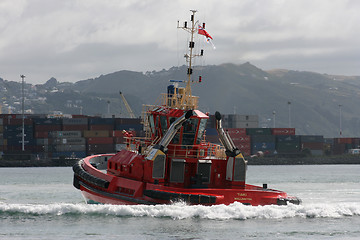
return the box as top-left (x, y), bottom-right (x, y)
top-left (115, 124), bottom-right (143, 131)
top-left (51, 138), bottom-right (86, 145)
top-left (36, 138), bottom-right (49, 146)
top-left (7, 118), bottom-right (33, 125)
top-left (226, 114), bottom-right (259, 122)
top-left (115, 118), bottom-right (141, 125)
top-left (230, 136), bottom-right (251, 142)
top-left (300, 135), bottom-right (324, 143)
top-left (113, 137), bottom-right (125, 144)
top-left (271, 128), bottom-right (295, 135)
top-left (246, 128), bottom-right (272, 136)
top-left (62, 125), bottom-right (88, 131)
top-left (5, 138), bottom-right (36, 146)
top-left (89, 118), bottom-right (114, 125)
top-left (62, 118), bottom-right (88, 125)
top-left (87, 137), bottom-right (114, 145)
top-left (226, 128), bottom-right (246, 136)
top-left (111, 130), bottom-right (125, 137)
top-left (228, 121), bottom-right (258, 128)
top-left (276, 142), bottom-right (300, 153)
top-left (35, 125), bottom-right (62, 132)
top-left (34, 118), bottom-right (62, 125)
top-left (89, 124), bottom-right (114, 131)
top-left (276, 135), bottom-right (300, 143)
top-left (301, 142), bottom-right (324, 150)
top-left (35, 131), bottom-right (49, 138)
top-left (232, 142), bottom-right (251, 150)
top-left (83, 130), bottom-right (109, 138)
top-left (335, 138), bottom-right (353, 144)
top-left (53, 144), bottom-right (86, 152)
top-left (251, 142), bottom-right (276, 154)
top-left (251, 135), bottom-right (275, 143)
top-left (49, 131), bottom-right (82, 138)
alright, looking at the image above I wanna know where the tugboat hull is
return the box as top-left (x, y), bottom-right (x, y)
top-left (73, 154), bottom-right (301, 206)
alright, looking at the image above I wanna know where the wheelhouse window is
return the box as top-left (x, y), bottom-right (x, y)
top-left (148, 115), bottom-right (156, 136)
top-left (160, 115), bottom-right (168, 136)
top-left (196, 118), bottom-right (207, 144)
top-left (182, 118), bottom-right (198, 147)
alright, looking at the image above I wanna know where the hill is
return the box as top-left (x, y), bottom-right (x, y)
top-left (1, 63), bottom-right (360, 137)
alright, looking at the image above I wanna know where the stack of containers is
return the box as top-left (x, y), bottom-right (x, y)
top-left (226, 128), bottom-right (251, 156)
top-left (0, 118), bottom-right (4, 153)
top-left (332, 138), bottom-right (353, 155)
top-left (300, 135), bottom-right (324, 156)
top-left (276, 135), bottom-right (301, 154)
top-left (115, 118), bottom-right (142, 135)
top-left (4, 117), bottom-right (35, 153)
top-left (86, 118), bottom-right (115, 155)
top-left (49, 131), bottom-right (86, 158)
top-left (111, 129), bottom-right (127, 151)
top-left (226, 115), bottom-right (258, 128)
top-left (34, 118), bottom-right (62, 158)
top-left (247, 128), bottom-right (274, 155)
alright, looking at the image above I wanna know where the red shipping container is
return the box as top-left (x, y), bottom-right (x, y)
top-left (335, 138), bottom-right (352, 144)
top-left (233, 142), bottom-right (251, 149)
top-left (87, 137), bottom-right (114, 144)
top-left (226, 128), bottom-right (247, 136)
top-left (271, 128), bottom-right (295, 135)
top-left (8, 118), bottom-right (33, 125)
top-left (301, 142), bottom-right (324, 150)
top-left (89, 125), bottom-right (114, 131)
top-left (35, 131), bottom-right (49, 138)
top-left (111, 130), bottom-right (125, 137)
top-left (62, 125), bottom-right (88, 131)
top-left (230, 136), bottom-right (250, 142)
top-left (35, 125), bottom-right (62, 132)
top-left (113, 137), bottom-right (125, 144)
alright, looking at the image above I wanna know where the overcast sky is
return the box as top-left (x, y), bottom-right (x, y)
top-left (1, 0), bottom-right (359, 84)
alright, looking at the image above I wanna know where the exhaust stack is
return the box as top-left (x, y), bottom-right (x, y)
top-left (215, 111), bottom-right (240, 157)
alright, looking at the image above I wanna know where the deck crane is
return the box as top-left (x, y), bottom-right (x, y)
top-left (119, 91), bottom-right (136, 118)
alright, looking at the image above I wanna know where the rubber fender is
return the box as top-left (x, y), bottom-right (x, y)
top-left (73, 174), bottom-right (80, 189)
top-left (72, 160), bottom-right (110, 189)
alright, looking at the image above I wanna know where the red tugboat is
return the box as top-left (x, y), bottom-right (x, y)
top-left (73, 10), bottom-right (301, 206)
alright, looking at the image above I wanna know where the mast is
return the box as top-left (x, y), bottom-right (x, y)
top-left (177, 10), bottom-right (203, 110)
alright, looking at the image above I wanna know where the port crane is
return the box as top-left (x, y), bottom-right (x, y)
top-left (119, 91), bottom-right (136, 118)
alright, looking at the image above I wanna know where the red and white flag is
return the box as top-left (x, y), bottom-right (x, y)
top-left (198, 25), bottom-right (216, 49)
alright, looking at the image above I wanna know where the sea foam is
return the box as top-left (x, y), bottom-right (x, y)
top-left (1, 202), bottom-right (359, 220)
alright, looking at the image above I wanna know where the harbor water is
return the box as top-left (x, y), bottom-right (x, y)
top-left (0, 165), bottom-right (359, 239)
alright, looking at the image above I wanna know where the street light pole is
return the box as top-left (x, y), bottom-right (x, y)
top-left (288, 101), bottom-right (291, 128)
top-left (272, 110), bottom-right (276, 128)
top-left (20, 74), bottom-right (25, 151)
top-left (339, 104), bottom-right (342, 137)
